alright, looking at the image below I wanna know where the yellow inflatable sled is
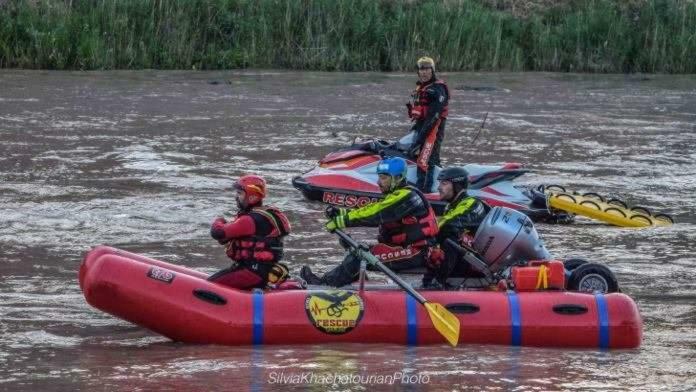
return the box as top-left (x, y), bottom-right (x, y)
top-left (543, 185), bottom-right (674, 228)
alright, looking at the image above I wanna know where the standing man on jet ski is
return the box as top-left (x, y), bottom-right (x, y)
top-left (426, 167), bottom-right (490, 287)
top-left (406, 56), bottom-right (449, 193)
top-left (300, 157), bottom-right (440, 288)
top-left (208, 175), bottom-right (292, 290)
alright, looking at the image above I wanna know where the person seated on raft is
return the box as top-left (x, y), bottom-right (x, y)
top-left (208, 175), bottom-right (292, 290)
top-left (300, 157), bottom-right (439, 288)
top-left (426, 167), bottom-right (490, 288)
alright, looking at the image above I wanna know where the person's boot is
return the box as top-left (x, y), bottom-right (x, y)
top-left (321, 264), bottom-right (359, 287)
top-left (300, 266), bottom-right (324, 285)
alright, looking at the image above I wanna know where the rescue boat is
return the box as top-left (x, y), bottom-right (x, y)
top-left (292, 137), bottom-right (573, 222)
top-left (80, 246), bottom-right (642, 349)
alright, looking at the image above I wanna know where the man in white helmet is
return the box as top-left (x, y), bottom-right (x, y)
top-left (405, 56), bottom-right (450, 193)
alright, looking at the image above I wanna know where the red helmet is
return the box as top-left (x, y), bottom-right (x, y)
top-left (234, 175), bottom-right (266, 206)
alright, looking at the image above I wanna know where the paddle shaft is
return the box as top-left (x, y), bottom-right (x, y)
top-left (358, 258), bottom-right (366, 292)
top-left (334, 229), bottom-right (428, 305)
top-left (333, 229), bottom-right (461, 347)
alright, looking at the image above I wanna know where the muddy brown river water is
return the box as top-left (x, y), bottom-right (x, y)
top-left (1, 70), bottom-right (695, 391)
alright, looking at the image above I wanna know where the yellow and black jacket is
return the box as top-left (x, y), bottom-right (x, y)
top-left (436, 192), bottom-right (489, 244)
top-left (344, 185), bottom-right (438, 247)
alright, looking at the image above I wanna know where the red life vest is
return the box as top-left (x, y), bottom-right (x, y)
top-left (226, 206), bottom-right (291, 263)
top-left (378, 187), bottom-right (438, 247)
top-left (409, 79), bottom-right (449, 121)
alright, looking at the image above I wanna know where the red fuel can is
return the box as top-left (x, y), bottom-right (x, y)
top-left (511, 260), bottom-right (565, 291)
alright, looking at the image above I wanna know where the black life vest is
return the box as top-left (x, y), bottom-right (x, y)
top-left (378, 187), bottom-right (438, 247)
top-left (409, 79), bottom-right (449, 121)
top-left (226, 206), bottom-right (291, 263)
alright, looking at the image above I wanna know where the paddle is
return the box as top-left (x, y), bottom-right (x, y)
top-left (333, 229), bottom-right (460, 347)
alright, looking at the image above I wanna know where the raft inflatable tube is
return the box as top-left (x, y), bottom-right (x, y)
top-left (80, 246), bottom-right (642, 349)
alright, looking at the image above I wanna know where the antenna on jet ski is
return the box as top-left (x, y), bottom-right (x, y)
top-left (471, 111), bottom-right (489, 145)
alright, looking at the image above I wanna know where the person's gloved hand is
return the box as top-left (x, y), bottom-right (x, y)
top-left (325, 206), bottom-right (344, 219)
top-left (325, 218), bottom-right (344, 232)
top-left (210, 217), bottom-right (227, 243)
top-left (325, 209), bottom-right (348, 232)
top-left (426, 246), bottom-right (445, 270)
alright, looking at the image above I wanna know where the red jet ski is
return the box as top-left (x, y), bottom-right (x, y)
top-left (293, 139), bottom-right (572, 222)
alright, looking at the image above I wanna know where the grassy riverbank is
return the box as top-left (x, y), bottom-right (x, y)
top-left (0, 0), bottom-right (694, 72)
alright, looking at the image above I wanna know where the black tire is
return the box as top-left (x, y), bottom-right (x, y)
top-left (563, 258), bottom-right (589, 271)
top-left (567, 263), bottom-right (620, 293)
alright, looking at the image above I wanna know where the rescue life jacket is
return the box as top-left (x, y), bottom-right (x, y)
top-left (226, 206), bottom-right (291, 263)
top-left (409, 79), bottom-right (449, 121)
top-left (378, 186), bottom-right (438, 247)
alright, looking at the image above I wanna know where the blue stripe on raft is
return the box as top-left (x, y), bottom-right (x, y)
top-left (507, 291), bottom-right (521, 346)
top-left (252, 291), bottom-right (264, 345)
top-left (594, 293), bottom-right (610, 350)
top-left (406, 295), bottom-right (418, 345)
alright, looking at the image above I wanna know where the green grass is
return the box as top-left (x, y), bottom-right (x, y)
top-left (0, 0), bottom-right (694, 72)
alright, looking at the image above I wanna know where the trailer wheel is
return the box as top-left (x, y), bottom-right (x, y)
top-left (567, 263), bottom-right (619, 293)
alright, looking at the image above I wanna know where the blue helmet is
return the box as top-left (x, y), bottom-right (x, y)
top-left (376, 157), bottom-right (407, 178)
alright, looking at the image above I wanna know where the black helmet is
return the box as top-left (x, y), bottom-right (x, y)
top-left (437, 167), bottom-right (469, 192)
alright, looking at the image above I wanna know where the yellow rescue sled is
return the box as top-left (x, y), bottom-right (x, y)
top-left (543, 185), bottom-right (674, 228)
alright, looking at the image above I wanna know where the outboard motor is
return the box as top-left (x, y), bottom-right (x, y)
top-left (472, 206), bottom-right (550, 273)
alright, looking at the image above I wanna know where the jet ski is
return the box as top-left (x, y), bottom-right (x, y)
top-left (292, 133), bottom-right (573, 223)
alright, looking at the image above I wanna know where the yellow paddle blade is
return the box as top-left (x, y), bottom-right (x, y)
top-left (424, 302), bottom-right (460, 347)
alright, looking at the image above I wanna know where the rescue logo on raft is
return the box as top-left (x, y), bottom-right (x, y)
top-left (147, 267), bottom-right (175, 284)
top-left (305, 290), bottom-right (364, 335)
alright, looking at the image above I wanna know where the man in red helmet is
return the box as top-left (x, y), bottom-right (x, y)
top-left (405, 56), bottom-right (449, 193)
top-left (208, 175), bottom-right (292, 290)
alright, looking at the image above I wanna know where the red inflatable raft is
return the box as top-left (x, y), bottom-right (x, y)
top-left (79, 246), bottom-right (642, 349)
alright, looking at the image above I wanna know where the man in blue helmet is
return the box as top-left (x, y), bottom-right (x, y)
top-left (300, 157), bottom-right (440, 288)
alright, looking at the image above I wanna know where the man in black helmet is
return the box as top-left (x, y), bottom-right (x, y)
top-left (405, 56), bottom-right (449, 193)
top-left (424, 167), bottom-right (490, 287)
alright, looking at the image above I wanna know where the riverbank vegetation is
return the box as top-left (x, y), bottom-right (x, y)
top-left (0, 0), bottom-right (694, 73)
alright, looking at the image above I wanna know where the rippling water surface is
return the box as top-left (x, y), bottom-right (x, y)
top-left (1, 70), bottom-right (695, 391)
